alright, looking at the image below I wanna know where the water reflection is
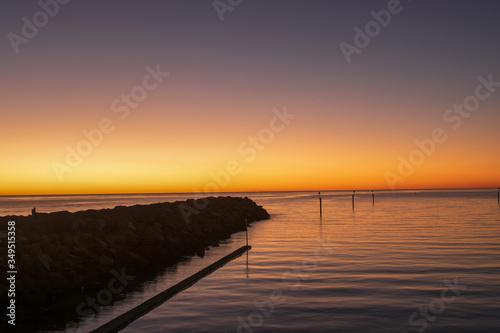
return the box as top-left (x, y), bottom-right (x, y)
top-left (3, 190), bottom-right (499, 332)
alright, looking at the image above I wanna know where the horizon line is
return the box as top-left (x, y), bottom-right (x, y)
top-left (1, 186), bottom-right (499, 197)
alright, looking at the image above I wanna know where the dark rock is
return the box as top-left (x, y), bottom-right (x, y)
top-left (0, 196), bottom-right (270, 311)
top-left (98, 255), bottom-right (114, 266)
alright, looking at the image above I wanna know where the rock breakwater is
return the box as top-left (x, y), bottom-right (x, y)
top-left (0, 196), bottom-right (269, 309)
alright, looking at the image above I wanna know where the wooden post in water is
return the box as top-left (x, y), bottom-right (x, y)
top-left (245, 219), bottom-right (249, 247)
top-left (352, 192), bottom-right (355, 210)
top-left (319, 191), bottom-right (322, 217)
top-left (497, 188), bottom-right (499, 204)
top-left (246, 250), bottom-right (249, 279)
top-left (372, 190), bottom-right (374, 205)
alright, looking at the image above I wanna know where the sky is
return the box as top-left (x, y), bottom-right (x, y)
top-left (1, 0), bottom-right (499, 195)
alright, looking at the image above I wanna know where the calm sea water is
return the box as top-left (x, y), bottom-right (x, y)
top-left (2, 190), bottom-right (499, 332)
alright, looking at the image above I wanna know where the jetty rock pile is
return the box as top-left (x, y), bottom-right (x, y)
top-left (0, 196), bottom-right (269, 306)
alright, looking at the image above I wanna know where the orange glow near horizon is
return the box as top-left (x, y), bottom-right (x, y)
top-left (1, 100), bottom-right (500, 196)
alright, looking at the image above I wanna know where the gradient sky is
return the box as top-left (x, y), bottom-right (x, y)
top-left (1, 0), bottom-right (499, 195)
